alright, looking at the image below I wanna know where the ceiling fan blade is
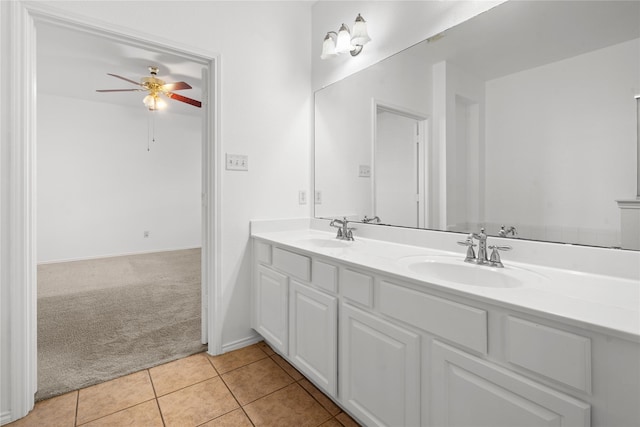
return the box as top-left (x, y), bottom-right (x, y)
top-left (167, 92), bottom-right (202, 108)
top-left (96, 89), bottom-right (143, 92)
top-left (162, 81), bottom-right (192, 91)
top-left (107, 73), bottom-right (142, 86)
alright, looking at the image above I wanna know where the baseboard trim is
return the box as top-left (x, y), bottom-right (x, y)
top-left (37, 247), bottom-right (202, 265)
top-left (1, 411), bottom-right (14, 426)
top-left (218, 333), bottom-right (262, 355)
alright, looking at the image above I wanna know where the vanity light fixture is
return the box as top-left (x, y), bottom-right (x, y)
top-left (321, 13), bottom-right (371, 59)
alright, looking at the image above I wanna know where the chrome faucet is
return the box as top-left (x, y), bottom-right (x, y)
top-left (330, 217), bottom-right (355, 241)
top-left (362, 215), bottom-right (381, 224)
top-left (458, 228), bottom-right (511, 268)
top-left (498, 225), bottom-right (517, 238)
top-left (473, 228), bottom-right (489, 264)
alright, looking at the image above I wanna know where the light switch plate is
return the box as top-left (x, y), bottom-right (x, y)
top-left (315, 191), bottom-right (322, 204)
top-left (226, 154), bottom-right (248, 171)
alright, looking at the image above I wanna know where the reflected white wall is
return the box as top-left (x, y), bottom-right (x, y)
top-left (485, 38), bottom-right (639, 246)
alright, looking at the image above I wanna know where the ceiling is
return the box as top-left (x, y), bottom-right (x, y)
top-left (37, 22), bottom-right (204, 117)
top-left (418, 0), bottom-right (640, 82)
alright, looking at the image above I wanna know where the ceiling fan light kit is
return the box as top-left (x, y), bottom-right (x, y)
top-left (96, 65), bottom-right (202, 111)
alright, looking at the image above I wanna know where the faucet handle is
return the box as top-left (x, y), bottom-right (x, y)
top-left (457, 240), bottom-right (476, 247)
top-left (344, 228), bottom-right (355, 241)
top-left (488, 245), bottom-right (512, 268)
top-left (458, 235), bottom-right (477, 262)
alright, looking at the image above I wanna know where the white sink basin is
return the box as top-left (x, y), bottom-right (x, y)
top-left (399, 256), bottom-right (545, 288)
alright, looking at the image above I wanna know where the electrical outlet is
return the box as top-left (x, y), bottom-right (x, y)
top-left (144, 231), bottom-right (150, 238)
top-left (226, 153), bottom-right (249, 171)
top-left (314, 191), bottom-right (322, 204)
top-left (298, 190), bottom-right (307, 205)
top-left (359, 164), bottom-right (371, 177)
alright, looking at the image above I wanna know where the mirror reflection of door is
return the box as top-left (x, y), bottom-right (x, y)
top-left (374, 106), bottom-right (428, 228)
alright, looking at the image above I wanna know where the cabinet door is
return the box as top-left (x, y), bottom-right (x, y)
top-left (340, 304), bottom-right (420, 427)
top-left (289, 280), bottom-right (337, 395)
top-left (254, 265), bottom-right (288, 355)
top-left (431, 340), bottom-right (590, 427)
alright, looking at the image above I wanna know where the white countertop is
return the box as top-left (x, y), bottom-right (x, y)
top-left (252, 228), bottom-right (640, 341)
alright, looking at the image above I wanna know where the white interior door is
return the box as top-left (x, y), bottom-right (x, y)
top-left (375, 108), bottom-right (427, 228)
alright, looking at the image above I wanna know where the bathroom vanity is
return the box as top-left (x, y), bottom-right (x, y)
top-left (251, 220), bottom-right (640, 427)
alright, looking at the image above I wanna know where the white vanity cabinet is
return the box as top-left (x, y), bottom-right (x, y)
top-left (340, 303), bottom-right (421, 427)
top-left (430, 341), bottom-right (590, 427)
top-left (252, 240), bottom-right (338, 395)
top-left (254, 264), bottom-right (289, 355)
top-left (289, 279), bottom-right (338, 395)
top-left (251, 236), bottom-right (639, 427)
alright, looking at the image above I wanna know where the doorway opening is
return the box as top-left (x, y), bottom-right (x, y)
top-left (5, 2), bottom-right (220, 417)
top-left (34, 20), bottom-right (209, 401)
top-left (373, 102), bottom-right (429, 228)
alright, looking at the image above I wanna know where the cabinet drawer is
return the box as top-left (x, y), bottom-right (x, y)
top-left (505, 316), bottom-right (591, 393)
top-left (272, 247), bottom-right (311, 281)
top-left (340, 268), bottom-right (373, 307)
top-left (255, 241), bottom-right (272, 265)
top-left (379, 281), bottom-right (487, 354)
top-left (312, 259), bottom-right (337, 293)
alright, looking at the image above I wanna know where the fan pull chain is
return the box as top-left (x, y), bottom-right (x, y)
top-left (147, 110), bottom-right (157, 151)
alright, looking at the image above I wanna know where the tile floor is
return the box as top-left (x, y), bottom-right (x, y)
top-left (8, 341), bottom-right (361, 427)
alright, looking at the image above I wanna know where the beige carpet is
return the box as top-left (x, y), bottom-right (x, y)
top-left (37, 248), bottom-right (206, 400)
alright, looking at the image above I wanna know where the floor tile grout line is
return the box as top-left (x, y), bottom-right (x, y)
top-left (239, 406), bottom-right (258, 427)
top-left (215, 353), bottom-right (281, 380)
top-left (147, 368), bottom-right (167, 427)
top-left (204, 352), bottom-right (222, 376)
top-left (214, 373), bottom-right (257, 426)
top-left (74, 397), bottom-right (158, 426)
top-left (152, 372), bottom-right (220, 399)
top-left (296, 378), bottom-right (337, 416)
top-left (206, 348), bottom-right (270, 376)
top-left (214, 361), bottom-right (301, 417)
top-left (75, 367), bottom-right (158, 425)
top-left (74, 390), bottom-right (80, 427)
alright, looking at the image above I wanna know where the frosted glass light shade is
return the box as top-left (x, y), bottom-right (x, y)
top-left (351, 14), bottom-right (371, 46)
top-left (320, 33), bottom-right (338, 59)
top-left (155, 97), bottom-right (167, 110)
top-left (143, 94), bottom-right (166, 110)
top-left (336, 24), bottom-right (355, 53)
top-left (143, 94), bottom-right (154, 107)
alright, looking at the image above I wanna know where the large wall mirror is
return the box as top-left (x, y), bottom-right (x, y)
top-left (315, 0), bottom-right (640, 250)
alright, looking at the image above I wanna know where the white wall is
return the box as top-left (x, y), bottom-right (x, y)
top-left (484, 38), bottom-right (639, 246)
top-left (37, 94), bottom-right (201, 263)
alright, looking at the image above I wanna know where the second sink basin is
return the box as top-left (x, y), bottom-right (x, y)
top-left (399, 256), bottom-right (545, 288)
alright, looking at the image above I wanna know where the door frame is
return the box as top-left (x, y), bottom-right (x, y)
top-left (3, 1), bottom-right (222, 421)
top-left (372, 99), bottom-right (429, 227)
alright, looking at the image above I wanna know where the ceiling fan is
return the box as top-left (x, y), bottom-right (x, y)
top-left (96, 66), bottom-right (201, 110)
